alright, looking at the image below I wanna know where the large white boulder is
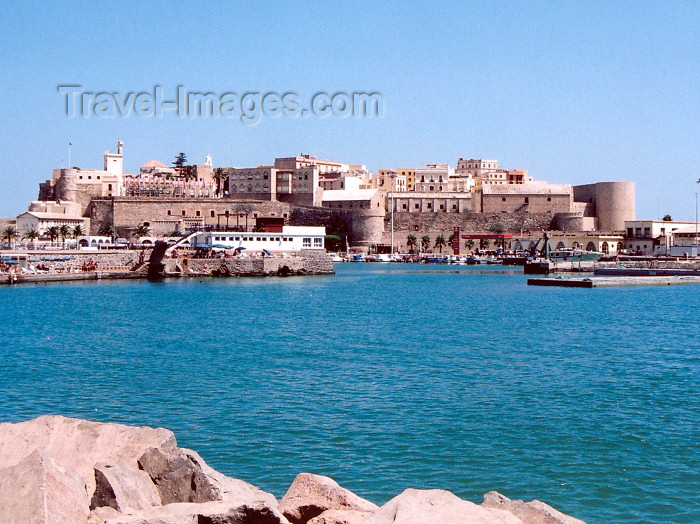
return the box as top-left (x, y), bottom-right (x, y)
top-left (0, 448), bottom-right (90, 524)
top-left (362, 488), bottom-right (522, 524)
top-left (279, 473), bottom-right (379, 524)
top-left (0, 415), bottom-right (176, 495)
top-left (482, 492), bottom-right (586, 524)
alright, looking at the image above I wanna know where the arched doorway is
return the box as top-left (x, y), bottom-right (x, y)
top-left (586, 242), bottom-right (596, 252)
top-left (602, 242), bottom-right (609, 255)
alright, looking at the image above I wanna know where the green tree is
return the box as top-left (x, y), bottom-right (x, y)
top-left (465, 238), bottom-right (475, 251)
top-left (434, 234), bottom-right (447, 253)
top-left (324, 235), bottom-right (342, 252)
top-left (46, 226), bottom-right (60, 243)
top-left (212, 167), bottom-right (227, 197)
top-left (72, 224), bottom-right (84, 238)
top-left (662, 214), bottom-right (672, 221)
top-left (98, 224), bottom-right (117, 240)
top-left (421, 235), bottom-right (431, 252)
top-left (172, 153), bottom-right (187, 178)
top-left (2, 226), bottom-right (18, 246)
top-left (132, 223), bottom-right (151, 239)
top-left (489, 221), bottom-right (506, 233)
top-left (23, 229), bottom-right (41, 248)
top-left (406, 234), bottom-right (417, 253)
top-left (58, 224), bottom-right (71, 245)
top-left (184, 165), bottom-right (197, 182)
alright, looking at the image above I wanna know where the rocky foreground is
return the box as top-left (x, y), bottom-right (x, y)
top-left (0, 416), bottom-right (585, 524)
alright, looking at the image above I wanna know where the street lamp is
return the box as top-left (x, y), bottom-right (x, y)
top-left (389, 173), bottom-right (396, 254)
top-left (695, 185), bottom-right (698, 255)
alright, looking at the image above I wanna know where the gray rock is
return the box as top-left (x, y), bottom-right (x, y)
top-left (279, 473), bottom-right (379, 524)
top-left (180, 448), bottom-right (279, 509)
top-left (482, 492), bottom-right (586, 524)
top-left (0, 415), bottom-right (176, 496)
top-left (0, 448), bottom-right (90, 524)
top-left (137, 446), bottom-right (220, 505)
top-left (362, 489), bottom-right (522, 524)
top-left (90, 462), bottom-right (161, 512)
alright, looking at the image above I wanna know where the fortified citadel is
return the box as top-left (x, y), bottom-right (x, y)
top-left (20, 141), bottom-right (635, 253)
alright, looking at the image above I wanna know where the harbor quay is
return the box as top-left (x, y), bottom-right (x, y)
top-left (0, 246), bottom-right (333, 286)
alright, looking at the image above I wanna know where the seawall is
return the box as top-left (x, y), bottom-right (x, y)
top-left (0, 415), bottom-right (587, 524)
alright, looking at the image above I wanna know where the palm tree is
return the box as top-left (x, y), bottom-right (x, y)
top-left (434, 234), bottom-right (447, 253)
top-left (98, 224), bottom-right (117, 241)
top-left (212, 167), bottom-right (227, 197)
top-left (421, 235), bottom-right (431, 252)
top-left (23, 229), bottom-right (41, 249)
top-left (406, 234), bottom-right (417, 253)
top-left (59, 224), bottom-right (71, 247)
top-left (465, 238), bottom-right (475, 252)
top-left (2, 226), bottom-right (18, 247)
top-left (46, 226), bottom-right (60, 244)
top-left (132, 223), bottom-right (151, 240)
top-left (72, 224), bottom-right (84, 239)
top-left (184, 165), bottom-right (197, 183)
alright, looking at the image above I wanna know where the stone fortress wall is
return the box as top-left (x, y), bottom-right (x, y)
top-left (32, 144), bottom-right (636, 249)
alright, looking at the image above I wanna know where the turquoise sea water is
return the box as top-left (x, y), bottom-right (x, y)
top-left (1, 264), bottom-right (698, 523)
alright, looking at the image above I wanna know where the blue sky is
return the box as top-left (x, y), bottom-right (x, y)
top-left (1, 1), bottom-right (699, 220)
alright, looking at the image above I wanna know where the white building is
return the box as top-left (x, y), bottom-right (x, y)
top-left (16, 200), bottom-right (89, 236)
top-left (626, 220), bottom-right (700, 256)
top-left (190, 226), bottom-right (326, 252)
top-left (414, 164), bottom-right (454, 192)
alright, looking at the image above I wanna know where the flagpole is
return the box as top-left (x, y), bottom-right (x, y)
top-left (68, 142), bottom-right (72, 169)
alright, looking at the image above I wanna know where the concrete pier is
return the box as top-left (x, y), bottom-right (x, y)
top-left (528, 275), bottom-right (700, 288)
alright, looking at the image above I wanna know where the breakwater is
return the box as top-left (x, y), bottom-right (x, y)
top-left (0, 249), bottom-right (333, 285)
top-left (0, 416), bottom-right (585, 524)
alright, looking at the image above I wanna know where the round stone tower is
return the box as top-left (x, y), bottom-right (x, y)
top-left (54, 168), bottom-right (79, 203)
top-left (595, 182), bottom-right (635, 232)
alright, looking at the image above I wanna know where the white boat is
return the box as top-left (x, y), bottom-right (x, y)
top-left (374, 254), bottom-right (392, 263)
top-left (327, 253), bottom-right (343, 262)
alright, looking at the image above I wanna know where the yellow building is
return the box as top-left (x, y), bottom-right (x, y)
top-left (396, 168), bottom-right (415, 191)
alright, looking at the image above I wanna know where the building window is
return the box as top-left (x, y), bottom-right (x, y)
top-left (415, 203), bottom-right (419, 209)
top-left (502, 197), bottom-right (506, 202)
top-left (167, 210), bottom-right (171, 216)
top-left (313, 238), bottom-right (323, 247)
top-left (547, 197), bottom-right (552, 201)
top-left (403, 203), bottom-right (407, 209)
top-left (303, 237), bottom-right (312, 247)
top-left (427, 203), bottom-right (432, 209)
top-left (524, 197), bottom-right (529, 203)
top-left (211, 211), bottom-right (215, 218)
top-left (182, 210), bottom-right (186, 216)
